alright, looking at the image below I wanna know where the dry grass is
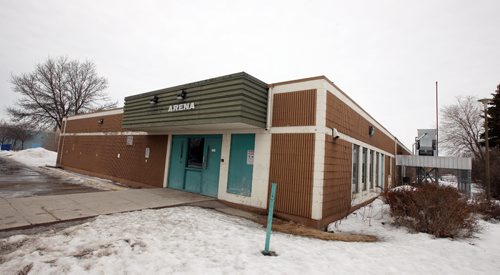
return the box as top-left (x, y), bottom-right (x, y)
top-left (471, 196), bottom-right (500, 220)
top-left (207, 202), bottom-right (378, 242)
top-left (268, 220), bottom-right (378, 242)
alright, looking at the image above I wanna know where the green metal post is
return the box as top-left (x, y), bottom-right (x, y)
top-left (263, 182), bottom-right (277, 256)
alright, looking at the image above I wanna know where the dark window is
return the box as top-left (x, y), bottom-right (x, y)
top-left (352, 145), bottom-right (360, 193)
top-left (362, 148), bottom-right (367, 190)
top-left (375, 152), bottom-right (380, 187)
top-left (370, 150), bottom-right (374, 189)
top-left (187, 138), bottom-right (204, 168)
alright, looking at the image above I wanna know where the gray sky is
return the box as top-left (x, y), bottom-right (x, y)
top-left (1, 0), bottom-right (499, 149)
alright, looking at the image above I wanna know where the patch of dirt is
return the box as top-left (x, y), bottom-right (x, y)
top-left (0, 238), bottom-right (29, 256)
top-left (72, 248), bottom-right (95, 259)
top-left (192, 201), bottom-right (378, 242)
top-left (269, 221), bottom-right (378, 242)
top-left (17, 263), bottom-right (33, 275)
top-left (72, 244), bottom-right (114, 259)
top-left (122, 238), bottom-right (147, 251)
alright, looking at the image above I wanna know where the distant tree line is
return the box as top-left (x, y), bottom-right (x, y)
top-left (0, 121), bottom-right (36, 150)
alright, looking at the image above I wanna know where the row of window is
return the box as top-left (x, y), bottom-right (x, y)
top-left (352, 144), bottom-right (385, 194)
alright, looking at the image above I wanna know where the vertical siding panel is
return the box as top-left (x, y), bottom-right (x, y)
top-left (269, 133), bottom-right (314, 218)
top-left (326, 92), bottom-right (395, 154)
top-left (272, 89), bottom-right (316, 126)
top-left (323, 137), bottom-right (352, 220)
top-left (60, 114), bottom-right (168, 187)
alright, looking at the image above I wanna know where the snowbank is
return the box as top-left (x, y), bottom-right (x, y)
top-left (0, 148), bottom-right (57, 167)
top-left (391, 185), bottom-right (416, 191)
top-left (1, 201), bottom-right (499, 274)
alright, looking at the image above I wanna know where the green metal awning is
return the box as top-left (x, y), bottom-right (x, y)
top-left (122, 72), bottom-right (268, 132)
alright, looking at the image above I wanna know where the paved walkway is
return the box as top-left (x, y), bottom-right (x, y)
top-left (0, 157), bottom-right (101, 198)
top-left (0, 188), bottom-right (214, 231)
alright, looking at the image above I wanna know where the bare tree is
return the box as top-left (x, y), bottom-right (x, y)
top-left (440, 96), bottom-right (484, 159)
top-left (0, 120), bottom-right (10, 145)
top-left (7, 57), bottom-right (117, 130)
top-left (11, 124), bottom-right (36, 150)
top-left (0, 123), bottom-right (36, 150)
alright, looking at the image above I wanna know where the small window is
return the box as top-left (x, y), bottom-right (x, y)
top-left (352, 145), bottom-right (360, 193)
top-left (370, 150), bottom-right (374, 189)
top-left (375, 152), bottom-right (380, 187)
top-left (362, 148), bottom-right (367, 191)
top-left (381, 154), bottom-right (385, 188)
top-left (187, 138), bottom-right (204, 168)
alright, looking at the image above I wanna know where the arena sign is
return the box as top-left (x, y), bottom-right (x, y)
top-left (167, 102), bottom-right (196, 112)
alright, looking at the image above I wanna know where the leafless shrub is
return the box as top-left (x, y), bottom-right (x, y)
top-left (471, 196), bottom-right (500, 220)
top-left (386, 183), bottom-right (477, 238)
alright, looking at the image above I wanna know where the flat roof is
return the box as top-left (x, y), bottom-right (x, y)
top-left (271, 75), bottom-right (399, 141)
top-left (124, 72), bottom-right (268, 101)
top-left (396, 155), bottom-right (472, 170)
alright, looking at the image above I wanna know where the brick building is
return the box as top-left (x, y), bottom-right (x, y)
top-left (57, 72), bottom-right (410, 229)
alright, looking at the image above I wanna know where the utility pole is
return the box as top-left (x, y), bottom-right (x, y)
top-left (435, 81), bottom-right (439, 156)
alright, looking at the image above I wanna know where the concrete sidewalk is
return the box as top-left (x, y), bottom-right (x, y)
top-left (0, 188), bottom-right (214, 231)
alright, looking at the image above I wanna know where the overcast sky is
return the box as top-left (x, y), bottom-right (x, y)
top-left (1, 0), bottom-right (499, 149)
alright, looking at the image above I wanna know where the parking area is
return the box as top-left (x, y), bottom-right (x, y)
top-left (0, 157), bottom-right (101, 199)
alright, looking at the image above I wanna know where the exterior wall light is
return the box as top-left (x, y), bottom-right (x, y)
top-left (177, 89), bottom-right (187, 100)
top-left (149, 95), bottom-right (159, 104)
top-left (332, 128), bottom-right (340, 139)
top-left (98, 118), bottom-right (104, 125)
top-left (369, 126), bottom-right (375, 136)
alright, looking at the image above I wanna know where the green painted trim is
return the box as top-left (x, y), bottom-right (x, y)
top-left (123, 116), bottom-right (266, 129)
top-left (125, 72), bottom-right (268, 101)
top-left (122, 72), bottom-right (268, 130)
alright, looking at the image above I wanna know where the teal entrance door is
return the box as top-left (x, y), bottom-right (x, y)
top-left (168, 135), bottom-right (222, 197)
top-left (227, 134), bottom-right (255, 196)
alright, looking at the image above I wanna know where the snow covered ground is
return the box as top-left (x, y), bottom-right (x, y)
top-left (0, 149), bottom-right (497, 274)
top-left (1, 199), bottom-right (499, 274)
top-left (0, 148), bottom-right (57, 167)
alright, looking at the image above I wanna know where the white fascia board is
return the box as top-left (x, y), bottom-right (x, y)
top-left (61, 131), bottom-right (149, 136)
top-left (67, 108), bottom-right (124, 120)
top-left (271, 79), bottom-right (325, 94)
top-left (323, 82), bottom-right (395, 141)
top-left (323, 126), bottom-right (395, 158)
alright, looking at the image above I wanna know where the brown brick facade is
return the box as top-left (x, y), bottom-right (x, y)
top-left (58, 112), bottom-right (168, 188)
top-left (272, 89), bottom-right (316, 127)
top-left (326, 92), bottom-right (395, 154)
top-left (269, 133), bottom-right (315, 218)
top-left (323, 136), bottom-right (352, 221)
top-left (397, 143), bottom-right (411, 155)
top-left (60, 135), bottom-right (167, 187)
top-left (65, 113), bottom-right (124, 133)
